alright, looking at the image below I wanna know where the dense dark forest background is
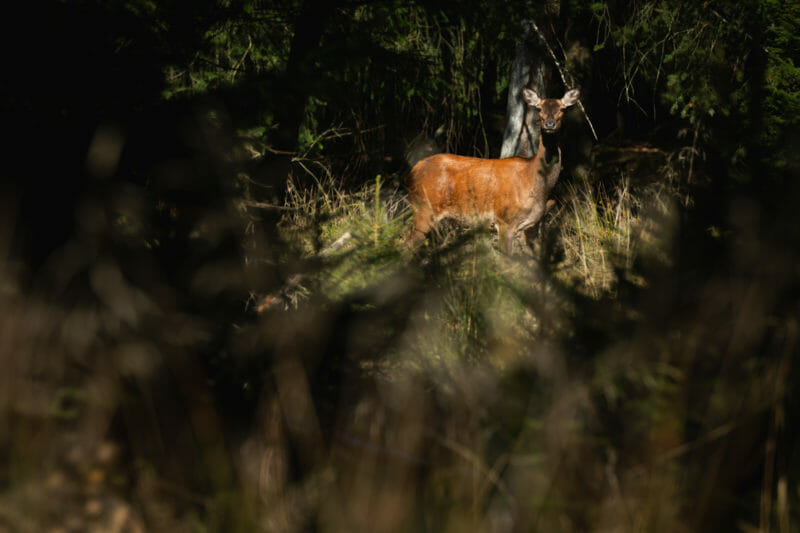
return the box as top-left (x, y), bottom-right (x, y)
top-left (2, 0), bottom-right (799, 531)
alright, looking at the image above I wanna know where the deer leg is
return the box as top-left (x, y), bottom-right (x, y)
top-left (405, 206), bottom-right (435, 248)
top-left (533, 198), bottom-right (556, 236)
top-left (496, 222), bottom-right (515, 254)
top-left (523, 199), bottom-right (557, 255)
top-left (520, 200), bottom-right (549, 253)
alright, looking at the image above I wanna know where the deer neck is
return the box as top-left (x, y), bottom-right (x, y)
top-left (538, 131), bottom-right (561, 164)
top-left (536, 131), bottom-right (562, 190)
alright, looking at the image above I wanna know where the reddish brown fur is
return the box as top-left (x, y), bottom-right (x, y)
top-left (405, 88), bottom-right (580, 252)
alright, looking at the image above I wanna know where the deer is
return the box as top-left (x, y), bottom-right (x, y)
top-left (405, 87), bottom-right (580, 253)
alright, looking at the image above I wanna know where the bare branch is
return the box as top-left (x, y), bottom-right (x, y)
top-left (527, 18), bottom-right (598, 141)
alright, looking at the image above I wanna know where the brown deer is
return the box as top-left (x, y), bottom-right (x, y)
top-left (405, 88), bottom-right (580, 252)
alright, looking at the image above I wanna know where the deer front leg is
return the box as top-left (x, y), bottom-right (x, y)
top-left (534, 199), bottom-right (556, 234)
top-left (522, 199), bottom-right (555, 252)
top-left (495, 221), bottom-right (516, 254)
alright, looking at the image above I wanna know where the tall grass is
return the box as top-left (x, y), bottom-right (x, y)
top-left (553, 174), bottom-right (674, 297)
top-left (2, 144), bottom-right (794, 532)
top-left (236, 157), bottom-right (788, 532)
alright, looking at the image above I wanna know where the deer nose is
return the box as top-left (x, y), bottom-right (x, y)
top-left (544, 120), bottom-right (557, 130)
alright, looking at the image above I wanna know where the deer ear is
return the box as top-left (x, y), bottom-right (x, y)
top-left (561, 88), bottom-right (580, 107)
top-left (522, 88), bottom-right (542, 108)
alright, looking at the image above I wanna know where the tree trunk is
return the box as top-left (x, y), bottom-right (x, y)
top-left (258, 0), bottom-right (342, 198)
top-left (500, 20), bottom-right (552, 159)
top-left (273, 0), bottom-right (340, 154)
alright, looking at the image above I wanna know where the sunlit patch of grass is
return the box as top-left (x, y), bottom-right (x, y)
top-left (273, 171), bottom-right (410, 301)
top-left (554, 174), bottom-right (675, 297)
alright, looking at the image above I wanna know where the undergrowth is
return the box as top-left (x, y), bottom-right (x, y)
top-left (234, 152), bottom-right (701, 531)
top-left (254, 155), bottom-right (679, 391)
top-left (112, 132), bottom-right (786, 533)
top-left (270, 160), bottom-right (675, 309)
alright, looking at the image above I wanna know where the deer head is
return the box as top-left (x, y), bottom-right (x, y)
top-left (522, 88), bottom-right (580, 134)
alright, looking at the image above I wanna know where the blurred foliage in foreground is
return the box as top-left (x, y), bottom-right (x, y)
top-left (1, 0), bottom-right (799, 531)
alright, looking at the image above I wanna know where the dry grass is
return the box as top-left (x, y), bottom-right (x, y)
top-left (553, 174), bottom-right (676, 296)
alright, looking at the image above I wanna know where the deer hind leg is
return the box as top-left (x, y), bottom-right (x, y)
top-left (405, 204), bottom-right (436, 248)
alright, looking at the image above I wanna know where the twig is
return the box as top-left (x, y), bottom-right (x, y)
top-left (263, 145), bottom-right (296, 156)
top-left (687, 119), bottom-right (701, 184)
top-left (298, 124), bottom-right (350, 158)
top-left (237, 199), bottom-right (299, 211)
top-left (431, 430), bottom-right (517, 510)
top-left (230, 36), bottom-right (253, 81)
top-left (658, 421), bottom-right (738, 461)
top-left (321, 231), bottom-right (353, 256)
